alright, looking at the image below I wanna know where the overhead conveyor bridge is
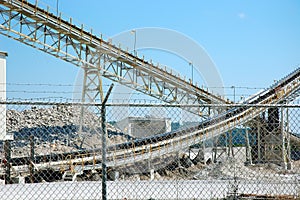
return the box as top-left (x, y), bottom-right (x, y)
top-left (0, 0), bottom-right (230, 117)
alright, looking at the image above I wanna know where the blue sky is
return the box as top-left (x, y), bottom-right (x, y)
top-left (1, 0), bottom-right (300, 101)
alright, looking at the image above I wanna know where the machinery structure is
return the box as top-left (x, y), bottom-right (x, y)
top-left (0, 0), bottom-right (229, 118)
top-left (0, 2), bottom-right (299, 198)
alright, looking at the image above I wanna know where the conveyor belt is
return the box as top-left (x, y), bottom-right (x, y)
top-left (3, 67), bottom-right (299, 170)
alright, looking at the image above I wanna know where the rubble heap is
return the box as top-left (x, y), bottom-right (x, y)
top-left (5, 105), bottom-right (128, 156)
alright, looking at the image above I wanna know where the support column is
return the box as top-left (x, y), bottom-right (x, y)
top-left (212, 147), bottom-right (217, 163)
top-left (281, 107), bottom-right (291, 169)
top-left (148, 155), bottom-right (152, 171)
top-left (0, 52), bottom-right (8, 140)
top-left (212, 130), bottom-right (218, 163)
top-left (202, 141), bottom-right (206, 165)
top-left (1, 52), bottom-right (13, 184)
top-left (245, 128), bottom-right (252, 165)
top-left (78, 68), bottom-right (88, 136)
top-left (228, 130), bottom-right (234, 157)
top-left (79, 67), bottom-right (104, 148)
top-left (177, 151), bottom-right (181, 168)
top-left (257, 122), bottom-right (262, 163)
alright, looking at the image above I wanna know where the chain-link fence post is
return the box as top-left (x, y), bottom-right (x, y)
top-left (4, 140), bottom-right (11, 184)
top-left (101, 83), bottom-right (114, 200)
top-left (29, 135), bottom-right (35, 183)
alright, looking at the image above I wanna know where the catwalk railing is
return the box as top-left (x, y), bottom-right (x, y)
top-left (0, 100), bottom-right (299, 199)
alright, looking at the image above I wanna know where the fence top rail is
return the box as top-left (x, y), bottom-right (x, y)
top-left (0, 100), bottom-right (299, 108)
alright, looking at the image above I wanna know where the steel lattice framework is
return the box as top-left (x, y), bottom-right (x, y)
top-left (0, 0), bottom-right (230, 117)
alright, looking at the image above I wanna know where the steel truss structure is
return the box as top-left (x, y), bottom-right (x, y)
top-left (0, 0), bottom-right (229, 118)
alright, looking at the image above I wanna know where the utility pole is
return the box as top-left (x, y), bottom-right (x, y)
top-left (231, 86), bottom-right (236, 103)
top-left (189, 62), bottom-right (193, 84)
top-left (131, 30), bottom-right (137, 56)
top-left (56, 0), bottom-right (59, 16)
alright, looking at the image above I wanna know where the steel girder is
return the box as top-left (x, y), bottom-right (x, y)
top-left (0, 0), bottom-right (230, 118)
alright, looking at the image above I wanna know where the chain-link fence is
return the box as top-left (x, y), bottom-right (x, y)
top-left (0, 100), bottom-right (299, 199)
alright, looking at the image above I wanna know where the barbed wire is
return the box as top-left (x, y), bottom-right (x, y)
top-left (1, 82), bottom-right (112, 87)
top-left (2, 82), bottom-right (266, 90)
top-left (0, 82), bottom-right (281, 102)
top-left (6, 97), bottom-right (78, 102)
top-left (209, 86), bottom-right (266, 90)
top-left (1, 98), bottom-right (300, 107)
top-left (3, 90), bottom-right (81, 94)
